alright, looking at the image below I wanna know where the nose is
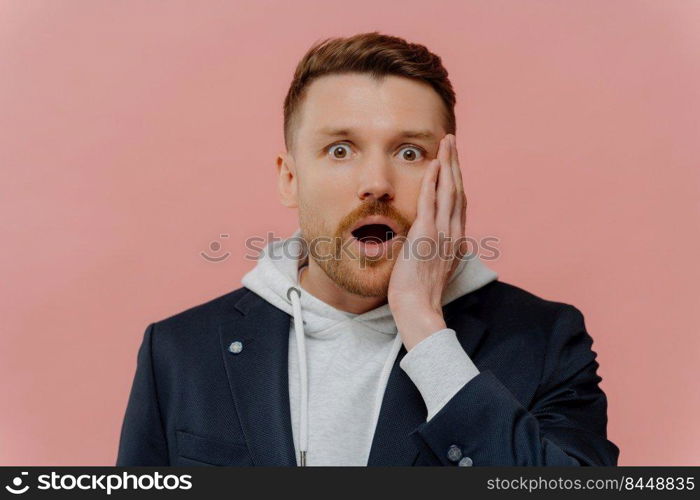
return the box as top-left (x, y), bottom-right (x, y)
top-left (356, 154), bottom-right (395, 202)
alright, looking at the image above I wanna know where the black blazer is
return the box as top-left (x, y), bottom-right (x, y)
top-left (116, 280), bottom-right (619, 466)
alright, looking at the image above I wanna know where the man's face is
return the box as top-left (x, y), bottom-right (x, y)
top-left (281, 72), bottom-right (448, 297)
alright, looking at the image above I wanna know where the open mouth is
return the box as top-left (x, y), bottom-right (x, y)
top-left (350, 223), bottom-right (397, 243)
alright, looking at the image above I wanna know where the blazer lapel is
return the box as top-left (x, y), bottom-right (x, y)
top-left (367, 291), bottom-right (488, 465)
top-left (219, 289), bottom-right (297, 466)
top-left (366, 344), bottom-right (425, 465)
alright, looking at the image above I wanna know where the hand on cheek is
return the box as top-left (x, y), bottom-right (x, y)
top-left (388, 134), bottom-right (467, 351)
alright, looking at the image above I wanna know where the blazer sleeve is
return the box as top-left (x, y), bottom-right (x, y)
top-left (116, 322), bottom-right (170, 465)
top-left (408, 305), bottom-right (620, 466)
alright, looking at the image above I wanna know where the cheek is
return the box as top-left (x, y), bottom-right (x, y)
top-left (394, 173), bottom-right (424, 220)
top-left (299, 167), bottom-right (355, 206)
top-left (297, 174), bottom-right (353, 227)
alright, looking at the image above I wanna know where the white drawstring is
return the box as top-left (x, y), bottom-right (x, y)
top-left (286, 280), bottom-right (403, 467)
top-left (287, 285), bottom-right (308, 466)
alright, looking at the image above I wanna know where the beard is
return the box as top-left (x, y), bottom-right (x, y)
top-left (298, 199), bottom-right (412, 297)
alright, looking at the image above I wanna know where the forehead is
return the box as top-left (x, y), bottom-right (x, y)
top-left (296, 73), bottom-right (447, 139)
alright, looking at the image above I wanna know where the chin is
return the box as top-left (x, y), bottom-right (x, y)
top-left (327, 258), bottom-right (393, 298)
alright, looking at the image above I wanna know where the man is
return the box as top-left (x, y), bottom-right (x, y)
top-left (116, 32), bottom-right (619, 466)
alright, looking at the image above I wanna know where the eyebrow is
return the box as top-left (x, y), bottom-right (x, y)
top-left (316, 127), bottom-right (436, 141)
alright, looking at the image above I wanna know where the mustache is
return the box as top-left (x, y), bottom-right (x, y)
top-left (335, 200), bottom-right (412, 237)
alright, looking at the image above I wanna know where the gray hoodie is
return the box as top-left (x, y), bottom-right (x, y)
top-left (241, 228), bottom-right (498, 466)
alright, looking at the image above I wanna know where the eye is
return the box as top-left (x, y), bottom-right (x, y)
top-left (326, 143), bottom-right (352, 160)
top-left (324, 142), bottom-right (426, 162)
top-left (398, 145), bottom-right (425, 162)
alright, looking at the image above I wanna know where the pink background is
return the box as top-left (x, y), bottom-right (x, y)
top-left (1, 0), bottom-right (698, 466)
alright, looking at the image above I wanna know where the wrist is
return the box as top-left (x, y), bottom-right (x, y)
top-left (392, 307), bottom-right (446, 351)
top-left (389, 293), bottom-right (440, 316)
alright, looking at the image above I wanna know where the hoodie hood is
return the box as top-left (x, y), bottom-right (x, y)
top-left (241, 228), bottom-right (499, 335)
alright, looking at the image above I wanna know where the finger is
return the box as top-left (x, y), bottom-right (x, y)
top-left (450, 135), bottom-right (465, 197)
top-left (445, 135), bottom-right (461, 258)
top-left (449, 135), bottom-right (465, 217)
top-left (436, 136), bottom-right (456, 233)
top-left (417, 159), bottom-right (440, 223)
top-left (439, 136), bottom-right (461, 263)
top-left (449, 135), bottom-right (468, 256)
top-left (447, 135), bottom-right (463, 215)
top-left (453, 137), bottom-right (467, 217)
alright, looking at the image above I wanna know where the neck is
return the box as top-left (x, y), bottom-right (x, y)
top-left (299, 260), bottom-right (387, 314)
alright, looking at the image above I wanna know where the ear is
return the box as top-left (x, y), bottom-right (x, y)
top-left (276, 150), bottom-right (298, 208)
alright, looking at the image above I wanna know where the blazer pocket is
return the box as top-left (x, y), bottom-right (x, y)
top-left (175, 429), bottom-right (253, 466)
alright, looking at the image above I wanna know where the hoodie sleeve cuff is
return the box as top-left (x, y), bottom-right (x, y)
top-left (399, 328), bottom-right (480, 421)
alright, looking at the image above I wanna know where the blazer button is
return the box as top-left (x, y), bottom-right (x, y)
top-left (228, 341), bottom-right (243, 354)
top-left (458, 456), bottom-right (473, 467)
top-left (447, 444), bottom-right (462, 462)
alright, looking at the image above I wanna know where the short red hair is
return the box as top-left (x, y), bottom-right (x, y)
top-left (283, 31), bottom-right (457, 151)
